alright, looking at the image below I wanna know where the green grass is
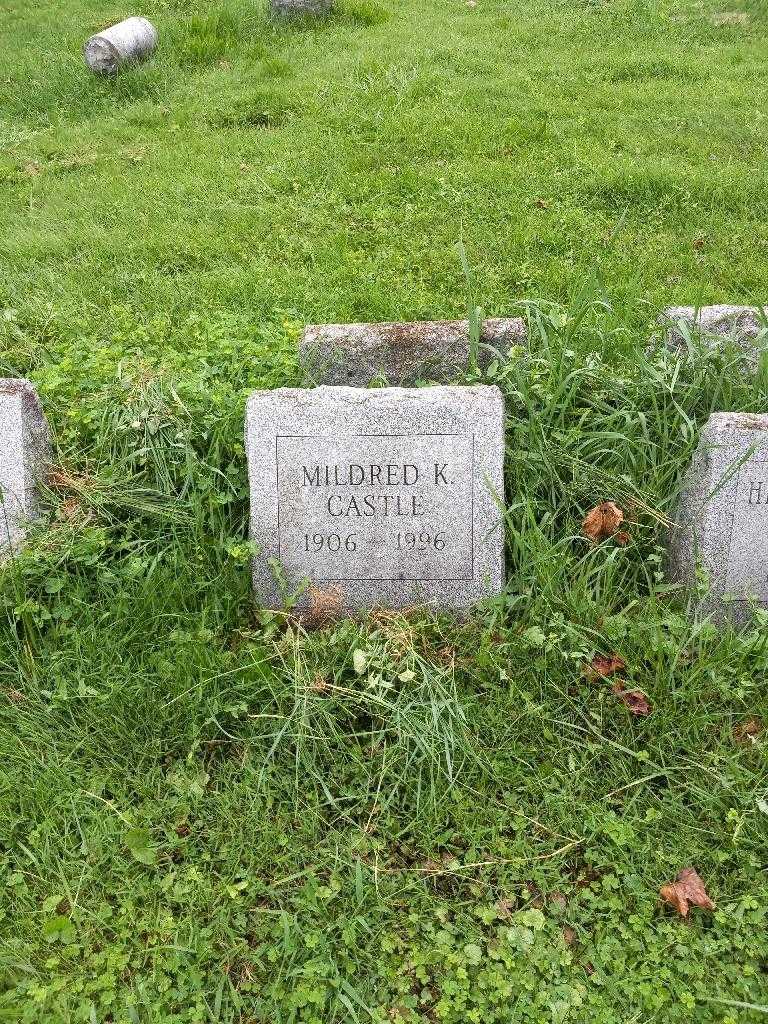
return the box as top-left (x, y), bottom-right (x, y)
top-left (1, 0), bottom-right (768, 1021)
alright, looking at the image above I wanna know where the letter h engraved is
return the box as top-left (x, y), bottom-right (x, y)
top-left (748, 480), bottom-right (765, 506)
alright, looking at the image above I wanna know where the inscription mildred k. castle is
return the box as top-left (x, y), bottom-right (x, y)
top-left (275, 434), bottom-right (475, 582)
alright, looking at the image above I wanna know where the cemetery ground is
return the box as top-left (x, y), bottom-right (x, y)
top-left (1, 0), bottom-right (768, 1020)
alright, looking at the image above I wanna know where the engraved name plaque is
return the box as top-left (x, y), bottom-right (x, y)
top-left (246, 386), bottom-right (505, 612)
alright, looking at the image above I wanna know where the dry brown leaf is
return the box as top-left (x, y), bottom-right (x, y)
top-left (611, 681), bottom-right (651, 716)
top-left (660, 867), bottom-right (715, 917)
top-left (494, 897), bottom-right (516, 919)
top-left (309, 674), bottom-right (330, 694)
top-left (733, 718), bottom-right (762, 744)
top-left (562, 925), bottom-right (577, 946)
top-left (585, 653), bottom-right (626, 679)
top-left (434, 644), bottom-right (456, 667)
top-left (582, 502), bottom-right (624, 544)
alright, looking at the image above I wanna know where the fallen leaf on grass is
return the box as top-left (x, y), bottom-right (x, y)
top-left (660, 867), bottom-right (714, 917)
top-left (310, 673), bottom-right (330, 694)
top-left (562, 925), bottom-right (577, 946)
top-left (611, 681), bottom-right (651, 716)
top-left (422, 853), bottom-right (457, 874)
top-left (434, 644), bottom-right (456, 667)
top-left (582, 502), bottom-right (625, 544)
top-left (494, 897), bottom-right (516, 919)
top-left (733, 718), bottom-right (762, 744)
top-left (585, 653), bottom-right (626, 679)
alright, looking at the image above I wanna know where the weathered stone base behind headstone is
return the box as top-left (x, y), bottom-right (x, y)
top-left (0, 380), bottom-right (50, 553)
top-left (660, 305), bottom-right (768, 368)
top-left (669, 412), bottom-right (768, 625)
top-left (299, 318), bottom-right (527, 386)
top-left (246, 385), bottom-right (505, 613)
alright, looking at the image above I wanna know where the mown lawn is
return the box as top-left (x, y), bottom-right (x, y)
top-left (1, 0), bottom-right (768, 1021)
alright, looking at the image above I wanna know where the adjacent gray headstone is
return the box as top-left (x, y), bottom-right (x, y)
top-left (245, 385), bottom-right (505, 614)
top-left (299, 318), bottom-right (527, 387)
top-left (83, 17), bottom-right (157, 75)
top-left (669, 412), bottom-right (768, 624)
top-left (270, 0), bottom-right (333, 14)
top-left (660, 305), bottom-right (768, 368)
top-left (0, 380), bottom-right (50, 553)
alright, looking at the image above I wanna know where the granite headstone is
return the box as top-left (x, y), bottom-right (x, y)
top-left (0, 380), bottom-right (50, 553)
top-left (245, 385), bottom-right (505, 613)
top-left (299, 318), bottom-right (527, 386)
top-left (669, 412), bottom-right (768, 624)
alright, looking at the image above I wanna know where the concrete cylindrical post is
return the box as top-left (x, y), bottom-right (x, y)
top-left (83, 17), bottom-right (158, 75)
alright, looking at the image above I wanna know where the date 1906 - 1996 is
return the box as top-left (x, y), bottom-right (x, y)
top-left (302, 531), bottom-right (447, 553)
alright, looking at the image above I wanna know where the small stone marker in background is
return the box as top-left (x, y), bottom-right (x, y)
top-left (270, 0), bottom-right (333, 14)
top-left (669, 412), bottom-right (768, 624)
top-left (0, 380), bottom-right (50, 554)
top-left (660, 305), bottom-right (768, 368)
top-left (246, 385), bottom-right (505, 614)
top-left (84, 17), bottom-right (158, 75)
top-left (299, 317), bottom-right (527, 386)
